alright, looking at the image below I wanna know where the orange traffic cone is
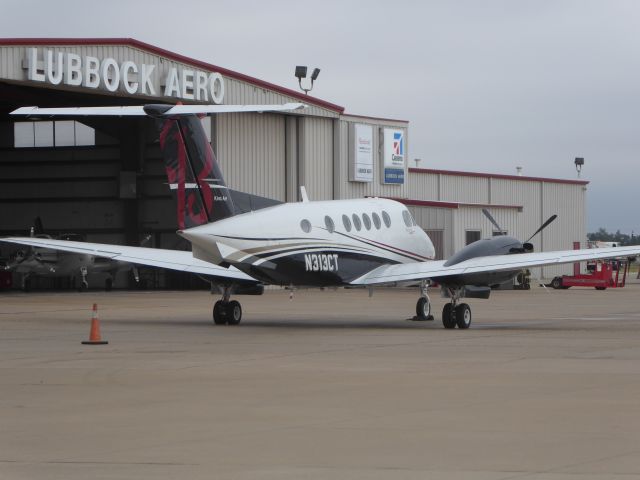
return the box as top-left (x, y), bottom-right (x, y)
top-left (82, 303), bottom-right (108, 345)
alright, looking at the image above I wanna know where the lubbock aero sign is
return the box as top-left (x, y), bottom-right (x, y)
top-left (24, 48), bottom-right (225, 103)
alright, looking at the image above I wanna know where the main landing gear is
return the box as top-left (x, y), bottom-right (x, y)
top-left (212, 286), bottom-right (242, 325)
top-left (442, 287), bottom-right (471, 329)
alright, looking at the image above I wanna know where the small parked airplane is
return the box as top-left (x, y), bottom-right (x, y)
top-left (3, 103), bottom-right (639, 328)
top-left (3, 217), bottom-right (144, 291)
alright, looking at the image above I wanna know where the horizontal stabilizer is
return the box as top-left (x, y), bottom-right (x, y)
top-left (11, 103), bottom-right (306, 117)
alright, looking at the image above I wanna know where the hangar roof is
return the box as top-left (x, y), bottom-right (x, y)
top-left (409, 167), bottom-right (589, 186)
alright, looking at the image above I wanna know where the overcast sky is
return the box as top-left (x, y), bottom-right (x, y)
top-left (3, 0), bottom-right (639, 233)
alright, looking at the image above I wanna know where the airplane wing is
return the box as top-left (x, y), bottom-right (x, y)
top-left (0, 237), bottom-right (258, 284)
top-left (350, 246), bottom-right (640, 286)
top-left (11, 103), bottom-right (306, 117)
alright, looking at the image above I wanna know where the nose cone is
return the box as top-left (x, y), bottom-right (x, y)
top-left (423, 231), bottom-right (436, 259)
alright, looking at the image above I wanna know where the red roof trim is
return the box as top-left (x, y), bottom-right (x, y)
top-left (0, 37), bottom-right (345, 113)
top-left (408, 167), bottom-right (589, 186)
top-left (383, 197), bottom-right (523, 210)
top-left (341, 112), bottom-right (409, 124)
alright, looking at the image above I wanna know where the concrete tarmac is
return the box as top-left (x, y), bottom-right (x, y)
top-left (1, 285), bottom-right (640, 479)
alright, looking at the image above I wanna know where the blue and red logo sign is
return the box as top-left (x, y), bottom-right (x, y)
top-left (393, 132), bottom-right (404, 156)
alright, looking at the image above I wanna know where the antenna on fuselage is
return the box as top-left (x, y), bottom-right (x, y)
top-left (300, 186), bottom-right (310, 203)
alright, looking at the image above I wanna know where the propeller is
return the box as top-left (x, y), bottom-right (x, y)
top-left (482, 209), bottom-right (505, 235)
top-left (525, 215), bottom-right (558, 243)
top-left (483, 208), bottom-right (558, 253)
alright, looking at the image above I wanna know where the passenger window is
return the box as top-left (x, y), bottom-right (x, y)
top-left (324, 215), bottom-right (335, 233)
top-left (402, 210), bottom-right (412, 228)
top-left (352, 213), bottom-right (362, 231)
top-left (382, 211), bottom-right (391, 228)
top-left (342, 214), bottom-right (352, 232)
top-left (362, 213), bottom-right (372, 230)
top-left (300, 219), bottom-right (311, 233)
top-left (372, 212), bottom-right (381, 229)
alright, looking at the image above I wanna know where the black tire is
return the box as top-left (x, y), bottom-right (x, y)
top-left (78, 280), bottom-right (89, 292)
top-left (105, 278), bottom-right (113, 291)
top-left (23, 277), bottom-right (31, 293)
top-left (415, 297), bottom-right (431, 320)
top-left (226, 300), bottom-right (242, 325)
top-left (595, 286), bottom-right (607, 291)
top-left (455, 303), bottom-right (472, 329)
top-left (213, 300), bottom-right (227, 325)
top-left (551, 277), bottom-right (562, 289)
top-left (442, 303), bottom-right (456, 329)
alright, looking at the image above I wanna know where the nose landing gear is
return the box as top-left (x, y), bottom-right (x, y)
top-left (414, 280), bottom-right (434, 321)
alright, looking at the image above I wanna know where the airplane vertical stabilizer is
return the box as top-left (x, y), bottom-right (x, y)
top-left (156, 115), bottom-right (236, 229)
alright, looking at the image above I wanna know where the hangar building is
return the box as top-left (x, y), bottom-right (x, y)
top-left (0, 38), bottom-right (588, 288)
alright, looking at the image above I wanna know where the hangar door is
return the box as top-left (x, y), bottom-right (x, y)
top-left (215, 113), bottom-right (286, 202)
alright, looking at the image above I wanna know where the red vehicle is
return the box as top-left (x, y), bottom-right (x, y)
top-left (551, 259), bottom-right (628, 290)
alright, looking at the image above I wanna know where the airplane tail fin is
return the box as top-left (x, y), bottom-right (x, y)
top-left (156, 115), bottom-right (235, 230)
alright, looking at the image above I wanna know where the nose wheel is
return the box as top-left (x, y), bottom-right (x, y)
top-left (413, 280), bottom-right (435, 321)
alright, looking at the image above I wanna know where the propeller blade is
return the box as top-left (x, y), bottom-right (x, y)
top-left (482, 208), bottom-right (504, 234)
top-left (525, 214), bottom-right (558, 243)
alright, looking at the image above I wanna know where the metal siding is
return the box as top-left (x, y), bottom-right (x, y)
top-left (440, 175), bottom-right (489, 203)
top-left (408, 206), bottom-right (454, 258)
top-left (407, 171), bottom-right (439, 200)
top-left (299, 116), bottom-right (333, 201)
top-left (541, 182), bottom-right (587, 277)
top-left (215, 112), bottom-right (286, 201)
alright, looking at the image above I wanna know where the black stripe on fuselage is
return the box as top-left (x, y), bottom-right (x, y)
top-left (212, 232), bottom-right (426, 263)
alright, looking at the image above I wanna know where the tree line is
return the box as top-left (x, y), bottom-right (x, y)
top-left (587, 228), bottom-right (640, 246)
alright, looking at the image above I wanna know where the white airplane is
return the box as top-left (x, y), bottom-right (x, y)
top-left (3, 103), bottom-right (640, 328)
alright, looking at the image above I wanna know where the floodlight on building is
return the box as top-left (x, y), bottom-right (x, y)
top-left (295, 65), bottom-right (320, 94)
top-left (574, 157), bottom-right (584, 178)
top-left (295, 66), bottom-right (307, 80)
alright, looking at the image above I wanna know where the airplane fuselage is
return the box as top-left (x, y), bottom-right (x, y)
top-left (181, 198), bottom-right (436, 287)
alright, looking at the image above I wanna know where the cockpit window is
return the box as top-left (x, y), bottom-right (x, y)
top-left (342, 214), bottom-right (352, 232)
top-left (324, 215), bottom-right (335, 233)
top-left (352, 213), bottom-right (362, 231)
top-left (402, 210), bottom-right (413, 228)
top-left (300, 219), bottom-right (311, 233)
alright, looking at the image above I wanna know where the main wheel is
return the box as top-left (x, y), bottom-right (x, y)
top-left (455, 303), bottom-right (472, 329)
top-left (213, 300), bottom-right (227, 325)
top-left (442, 303), bottom-right (456, 329)
top-left (551, 277), bottom-right (562, 289)
top-left (595, 286), bottom-right (607, 291)
top-left (78, 280), bottom-right (89, 292)
top-left (105, 278), bottom-right (113, 291)
top-left (226, 300), bottom-right (242, 325)
top-left (415, 297), bottom-right (432, 320)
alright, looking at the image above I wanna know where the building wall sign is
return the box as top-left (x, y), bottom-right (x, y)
top-left (23, 48), bottom-right (225, 103)
top-left (348, 123), bottom-right (373, 182)
top-left (381, 128), bottom-right (405, 184)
